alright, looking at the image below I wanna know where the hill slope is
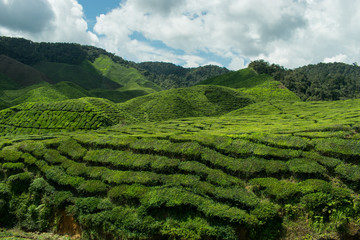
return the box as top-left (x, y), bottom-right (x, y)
top-left (138, 61), bottom-right (230, 89)
top-left (117, 85), bottom-right (254, 122)
top-left (0, 97), bottom-right (131, 135)
top-left (90, 55), bottom-right (162, 102)
top-left (1, 98), bottom-right (360, 239)
top-left (198, 68), bottom-right (301, 102)
top-left (0, 55), bottom-right (50, 88)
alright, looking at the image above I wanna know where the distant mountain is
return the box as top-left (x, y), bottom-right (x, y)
top-left (138, 62), bottom-right (230, 89)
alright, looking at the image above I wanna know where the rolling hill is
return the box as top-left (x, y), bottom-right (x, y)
top-left (1, 36), bottom-right (360, 240)
top-left (198, 68), bottom-right (301, 102)
top-left (117, 85), bottom-right (254, 122)
top-left (1, 98), bottom-right (360, 239)
top-left (0, 97), bottom-right (132, 136)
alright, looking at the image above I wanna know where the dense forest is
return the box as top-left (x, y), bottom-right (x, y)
top-left (0, 37), bottom-right (228, 90)
top-left (138, 62), bottom-right (229, 89)
top-left (249, 60), bottom-right (360, 101)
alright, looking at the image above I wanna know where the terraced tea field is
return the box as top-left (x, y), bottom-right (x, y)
top-left (1, 99), bottom-right (360, 240)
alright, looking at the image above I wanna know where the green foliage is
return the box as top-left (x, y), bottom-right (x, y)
top-left (57, 138), bottom-right (87, 160)
top-left (6, 172), bottom-right (33, 194)
top-left (78, 180), bottom-right (108, 194)
top-left (117, 85), bottom-right (254, 122)
top-left (287, 158), bottom-right (327, 177)
top-left (335, 164), bottom-right (360, 182)
top-left (108, 184), bottom-right (148, 204)
top-left (138, 61), bottom-right (229, 89)
top-left (250, 178), bottom-right (299, 202)
top-left (279, 62), bottom-right (360, 101)
top-left (0, 146), bottom-right (23, 162)
top-left (1, 41), bottom-right (360, 239)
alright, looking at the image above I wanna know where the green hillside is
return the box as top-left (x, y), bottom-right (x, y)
top-left (2, 36), bottom-right (360, 240)
top-left (0, 97), bottom-right (132, 136)
top-left (198, 68), bottom-right (300, 102)
top-left (33, 61), bottom-right (120, 90)
top-left (90, 55), bottom-right (162, 102)
top-left (137, 61), bottom-right (230, 89)
top-left (117, 85), bottom-right (254, 122)
top-left (0, 55), bottom-right (50, 88)
top-left (0, 82), bottom-right (91, 107)
top-left (1, 99), bottom-right (360, 239)
top-left (199, 68), bottom-right (258, 88)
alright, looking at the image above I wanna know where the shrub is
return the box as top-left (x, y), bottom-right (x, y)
top-left (297, 179), bottom-right (332, 194)
top-left (287, 158), bottom-right (327, 177)
top-left (302, 151), bottom-right (342, 169)
top-left (301, 192), bottom-right (332, 212)
top-left (214, 186), bottom-right (259, 208)
top-left (150, 156), bottom-right (180, 172)
top-left (45, 165), bottom-right (84, 188)
top-left (29, 177), bottom-right (54, 195)
top-left (0, 146), bottom-right (23, 162)
top-left (313, 138), bottom-right (360, 156)
top-left (335, 164), bottom-right (360, 182)
top-left (108, 184), bottom-right (148, 203)
top-left (62, 160), bottom-right (88, 176)
top-left (58, 138), bottom-right (87, 160)
top-left (1, 162), bottom-right (24, 170)
top-left (250, 178), bottom-right (299, 202)
top-left (74, 197), bottom-right (102, 215)
top-left (42, 149), bottom-right (67, 163)
top-left (78, 180), bottom-right (108, 194)
top-left (7, 172), bottom-right (33, 194)
top-left (22, 152), bottom-right (37, 165)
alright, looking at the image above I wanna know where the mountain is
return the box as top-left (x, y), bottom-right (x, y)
top-left (0, 36), bottom-right (230, 105)
top-left (0, 55), bottom-right (51, 88)
top-left (138, 61), bottom-right (230, 89)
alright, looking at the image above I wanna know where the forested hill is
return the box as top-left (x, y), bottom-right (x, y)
top-left (138, 62), bottom-right (229, 89)
top-left (0, 37), bottom-right (229, 90)
top-left (249, 60), bottom-right (360, 101)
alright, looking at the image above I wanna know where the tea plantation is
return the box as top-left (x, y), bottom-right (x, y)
top-left (1, 97), bottom-right (360, 239)
top-left (1, 37), bottom-right (360, 240)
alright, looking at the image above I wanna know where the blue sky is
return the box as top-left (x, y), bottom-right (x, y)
top-left (77, 0), bottom-right (122, 30)
top-left (0, 0), bottom-right (359, 70)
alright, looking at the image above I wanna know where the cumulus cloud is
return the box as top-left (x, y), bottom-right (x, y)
top-left (94, 0), bottom-right (360, 69)
top-left (324, 54), bottom-right (348, 63)
top-left (0, 0), bottom-right (54, 33)
top-left (1, 0), bottom-right (360, 69)
top-left (0, 0), bottom-right (98, 45)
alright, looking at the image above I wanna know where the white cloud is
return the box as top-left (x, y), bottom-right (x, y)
top-left (0, 0), bottom-right (98, 45)
top-left (1, 0), bottom-right (360, 69)
top-left (94, 0), bottom-right (360, 69)
top-left (324, 54), bottom-right (348, 63)
top-left (0, 0), bottom-right (54, 33)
